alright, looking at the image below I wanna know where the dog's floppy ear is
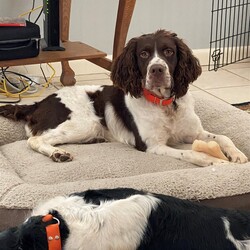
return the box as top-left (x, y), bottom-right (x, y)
top-left (111, 38), bottom-right (142, 98)
top-left (0, 227), bottom-right (20, 250)
top-left (173, 35), bottom-right (202, 98)
top-left (0, 218), bottom-right (47, 250)
top-left (19, 215), bottom-right (48, 249)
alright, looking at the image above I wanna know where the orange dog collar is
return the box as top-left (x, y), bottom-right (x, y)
top-left (42, 214), bottom-right (62, 250)
top-left (143, 88), bottom-right (175, 106)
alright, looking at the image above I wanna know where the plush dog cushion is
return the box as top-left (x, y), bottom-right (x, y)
top-left (0, 92), bottom-right (250, 230)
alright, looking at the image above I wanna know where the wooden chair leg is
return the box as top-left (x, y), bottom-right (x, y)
top-left (113, 0), bottom-right (136, 60)
top-left (88, 0), bottom-right (136, 70)
top-left (60, 61), bottom-right (76, 86)
top-left (59, 0), bottom-right (76, 86)
top-left (59, 0), bottom-right (136, 83)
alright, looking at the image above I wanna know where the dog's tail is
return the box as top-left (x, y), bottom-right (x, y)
top-left (0, 103), bottom-right (37, 121)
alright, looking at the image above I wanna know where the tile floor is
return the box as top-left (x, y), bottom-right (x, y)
top-left (192, 60), bottom-right (250, 105)
top-left (0, 59), bottom-right (249, 106)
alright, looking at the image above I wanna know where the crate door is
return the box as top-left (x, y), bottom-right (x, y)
top-left (209, 0), bottom-right (250, 71)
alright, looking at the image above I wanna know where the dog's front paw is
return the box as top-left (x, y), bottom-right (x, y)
top-left (224, 147), bottom-right (248, 163)
top-left (51, 150), bottom-right (73, 162)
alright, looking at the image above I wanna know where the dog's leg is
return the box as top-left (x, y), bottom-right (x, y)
top-left (28, 136), bottom-right (73, 162)
top-left (197, 131), bottom-right (248, 163)
top-left (147, 144), bottom-right (228, 167)
top-left (27, 119), bottom-right (105, 162)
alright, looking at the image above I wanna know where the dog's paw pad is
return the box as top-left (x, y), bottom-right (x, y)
top-left (225, 149), bottom-right (248, 164)
top-left (51, 151), bottom-right (73, 162)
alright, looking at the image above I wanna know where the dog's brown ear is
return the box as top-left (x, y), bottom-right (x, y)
top-left (111, 38), bottom-right (142, 98)
top-left (173, 37), bottom-right (202, 98)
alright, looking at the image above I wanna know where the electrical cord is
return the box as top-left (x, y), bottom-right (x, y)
top-left (19, 6), bottom-right (43, 19)
top-left (1, 67), bottom-right (41, 85)
top-left (40, 64), bottom-right (48, 83)
top-left (34, 7), bottom-right (43, 24)
top-left (0, 76), bottom-right (30, 98)
top-left (0, 95), bottom-right (21, 104)
top-left (0, 63), bottom-right (56, 103)
top-left (22, 63), bottom-right (56, 98)
top-left (0, 68), bottom-right (39, 95)
top-left (18, 1), bottom-right (43, 24)
top-left (0, 2), bottom-right (55, 103)
top-left (28, 0), bottom-right (35, 21)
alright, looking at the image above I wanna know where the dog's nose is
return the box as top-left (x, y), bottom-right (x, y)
top-left (149, 64), bottom-right (166, 76)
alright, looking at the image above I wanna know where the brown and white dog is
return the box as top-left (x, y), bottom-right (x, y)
top-left (0, 30), bottom-right (247, 166)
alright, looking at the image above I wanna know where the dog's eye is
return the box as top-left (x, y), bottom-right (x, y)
top-left (140, 51), bottom-right (150, 59)
top-left (163, 49), bottom-right (174, 57)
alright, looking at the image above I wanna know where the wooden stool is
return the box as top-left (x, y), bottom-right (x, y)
top-left (60, 0), bottom-right (136, 86)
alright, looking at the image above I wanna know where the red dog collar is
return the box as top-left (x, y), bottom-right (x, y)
top-left (143, 88), bottom-right (175, 106)
top-left (42, 214), bottom-right (62, 250)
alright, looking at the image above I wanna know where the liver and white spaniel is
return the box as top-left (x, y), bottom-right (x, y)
top-left (1, 188), bottom-right (250, 249)
top-left (0, 30), bottom-right (247, 166)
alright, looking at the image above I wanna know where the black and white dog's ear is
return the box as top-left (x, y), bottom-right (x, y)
top-left (111, 38), bottom-right (143, 98)
top-left (0, 227), bottom-right (20, 250)
top-left (19, 215), bottom-right (48, 249)
top-left (173, 35), bottom-right (202, 98)
top-left (0, 215), bottom-right (49, 250)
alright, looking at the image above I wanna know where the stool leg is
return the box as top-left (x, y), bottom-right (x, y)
top-left (59, 0), bottom-right (76, 86)
top-left (113, 0), bottom-right (136, 60)
top-left (60, 61), bottom-right (76, 86)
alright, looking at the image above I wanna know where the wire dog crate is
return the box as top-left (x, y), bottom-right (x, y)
top-left (209, 0), bottom-right (250, 71)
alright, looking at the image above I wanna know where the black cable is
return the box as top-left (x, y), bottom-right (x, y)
top-left (34, 7), bottom-right (43, 24)
top-left (1, 68), bottom-right (19, 89)
top-left (28, 0), bottom-right (35, 22)
top-left (0, 68), bottom-right (33, 94)
top-left (28, 0), bottom-right (43, 24)
top-left (0, 68), bottom-right (22, 103)
top-left (39, 64), bottom-right (47, 82)
top-left (1, 68), bottom-right (21, 88)
top-left (0, 96), bottom-right (21, 104)
top-left (0, 68), bottom-right (41, 85)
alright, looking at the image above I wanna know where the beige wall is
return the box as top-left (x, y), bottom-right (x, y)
top-left (1, 0), bottom-right (211, 54)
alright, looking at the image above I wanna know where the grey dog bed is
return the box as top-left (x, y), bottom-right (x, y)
top-left (0, 92), bottom-right (250, 231)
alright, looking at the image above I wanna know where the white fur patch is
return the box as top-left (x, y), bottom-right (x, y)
top-left (32, 194), bottom-right (160, 250)
top-left (145, 51), bottom-right (172, 95)
top-left (222, 217), bottom-right (250, 250)
top-left (125, 92), bottom-right (202, 147)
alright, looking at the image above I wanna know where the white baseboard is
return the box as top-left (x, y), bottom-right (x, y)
top-left (193, 49), bottom-right (210, 66)
top-left (9, 59), bottom-right (110, 78)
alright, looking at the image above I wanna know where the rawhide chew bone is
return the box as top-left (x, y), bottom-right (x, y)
top-left (192, 140), bottom-right (228, 161)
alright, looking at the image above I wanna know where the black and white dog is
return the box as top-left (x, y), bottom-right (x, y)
top-left (0, 30), bottom-right (247, 166)
top-left (1, 188), bottom-right (250, 250)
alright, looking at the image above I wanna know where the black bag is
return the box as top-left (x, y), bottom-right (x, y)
top-left (0, 21), bottom-right (40, 61)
